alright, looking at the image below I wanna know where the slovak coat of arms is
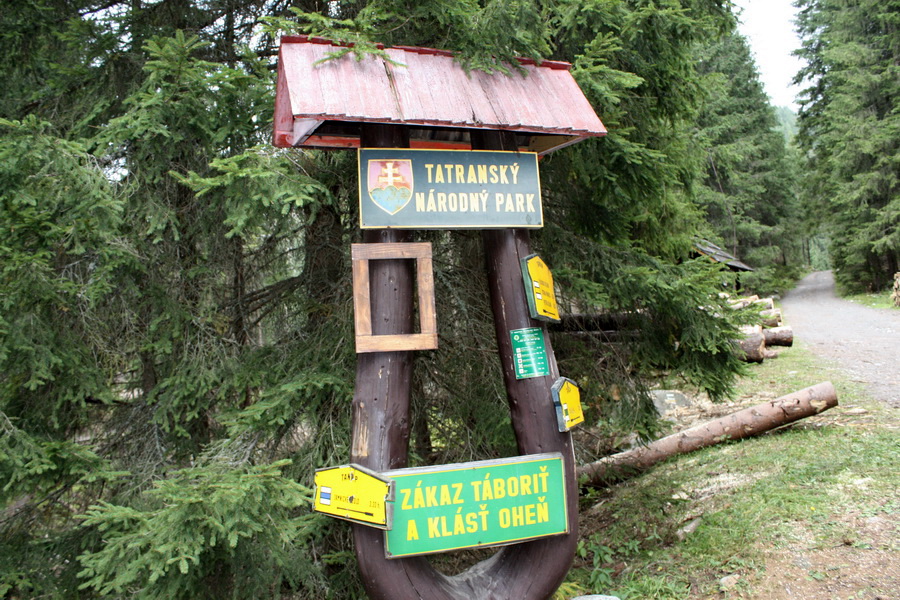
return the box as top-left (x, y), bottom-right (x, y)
top-left (367, 159), bottom-right (413, 215)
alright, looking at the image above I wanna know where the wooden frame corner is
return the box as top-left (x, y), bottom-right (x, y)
top-left (351, 242), bottom-right (438, 353)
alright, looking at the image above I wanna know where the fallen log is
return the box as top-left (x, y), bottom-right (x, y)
top-left (553, 312), bottom-right (643, 333)
top-left (763, 326), bottom-right (793, 347)
top-left (577, 381), bottom-right (838, 485)
top-left (736, 325), bottom-right (766, 363)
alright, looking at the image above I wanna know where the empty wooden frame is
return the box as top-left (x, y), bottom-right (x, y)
top-left (351, 242), bottom-right (437, 353)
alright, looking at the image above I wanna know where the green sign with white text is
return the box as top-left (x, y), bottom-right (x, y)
top-left (383, 453), bottom-right (567, 558)
top-left (510, 327), bottom-right (550, 379)
top-left (358, 148), bottom-right (543, 229)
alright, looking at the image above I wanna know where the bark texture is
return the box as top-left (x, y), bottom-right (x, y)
top-left (577, 381), bottom-right (838, 484)
top-left (737, 325), bottom-right (766, 363)
top-left (763, 326), bottom-right (794, 347)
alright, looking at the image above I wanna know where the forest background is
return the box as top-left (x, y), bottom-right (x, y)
top-left (1, 0), bottom-right (897, 598)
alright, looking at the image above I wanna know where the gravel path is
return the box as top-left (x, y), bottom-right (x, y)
top-left (780, 270), bottom-right (900, 408)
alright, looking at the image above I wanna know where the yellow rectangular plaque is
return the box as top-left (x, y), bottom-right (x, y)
top-left (551, 377), bottom-right (585, 432)
top-left (314, 464), bottom-right (395, 529)
top-left (521, 254), bottom-right (560, 322)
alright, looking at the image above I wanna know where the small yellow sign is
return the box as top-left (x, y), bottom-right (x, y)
top-left (314, 464), bottom-right (394, 529)
top-left (551, 377), bottom-right (585, 432)
top-left (521, 254), bottom-right (561, 323)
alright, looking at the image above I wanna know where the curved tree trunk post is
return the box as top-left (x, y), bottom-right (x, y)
top-left (470, 129), bottom-right (579, 597)
top-left (350, 126), bottom-right (577, 600)
top-left (350, 123), bottom-right (434, 598)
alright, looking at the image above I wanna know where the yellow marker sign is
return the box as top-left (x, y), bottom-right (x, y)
top-left (314, 464), bottom-right (394, 529)
top-left (521, 254), bottom-right (560, 323)
top-left (551, 377), bottom-right (584, 432)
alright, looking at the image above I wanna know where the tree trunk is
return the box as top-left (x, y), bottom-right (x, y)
top-left (737, 325), bottom-right (766, 363)
top-left (759, 308), bottom-right (783, 328)
top-left (577, 381), bottom-right (838, 484)
top-left (763, 326), bottom-right (793, 347)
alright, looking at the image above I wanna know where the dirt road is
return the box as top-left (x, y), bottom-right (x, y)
top-left (780, 270), bottom-right (900, 408)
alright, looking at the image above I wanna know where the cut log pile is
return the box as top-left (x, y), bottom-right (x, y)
top-left (893, 272), bottom-right (900, 307)
top-left (728, 295), bottom-right (793, 363)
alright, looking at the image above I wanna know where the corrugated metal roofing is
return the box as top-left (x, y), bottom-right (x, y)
top-left (273, 36), bottom-right (606, 155)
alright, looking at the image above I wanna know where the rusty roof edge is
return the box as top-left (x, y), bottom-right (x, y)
top-left (288, 113), bottom-right (605, 137)
top-left (279, 35), bottom-right (572, 71)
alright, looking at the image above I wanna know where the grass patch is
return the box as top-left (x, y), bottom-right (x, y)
top-left (565, 346), bottom-right (899, 599)
top-left (843, 289), bottom-right (898, 310)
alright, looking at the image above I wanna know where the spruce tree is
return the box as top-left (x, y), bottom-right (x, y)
top-left (694, 31), bottom-right (803, 294)
top-left (1, 2), bottom-right (755, 598)
top-left (795, 0), bottom-right (900, 291)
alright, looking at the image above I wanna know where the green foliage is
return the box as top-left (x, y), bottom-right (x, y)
top-left (266, 0), bottom-right (552, 73)
top-left (1, 15), bottom-right (359, 598)
top-left (0, 1), bottom-right (786, 597)
top-left (694, 32), bottom-right (804, 295)
top-left (543, 0), bottom-right (736, 259)
top-left (565, 346), bottom-right (898, 597)
top-left (77, 459), bottom-right (318, 599)
top-left (795, 0), bottom-right (900, 291)
top-left (738, 264), bottom-right (804, 298)
top-left (0, 115), bottom-right (124, 428)
top-left (773, 106), bottom-right (799, 143)
top-left (549, 228), bottom-right (749, 396)
top-left (0, 414), bottom-right (123, 506)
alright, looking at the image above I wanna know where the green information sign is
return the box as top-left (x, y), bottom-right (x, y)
top-left (510, 327), bottom-right (550, 379)
top-left (358, 148), bottom-right (543, 229)
top-left (383, 453), bottom-right (567, 558)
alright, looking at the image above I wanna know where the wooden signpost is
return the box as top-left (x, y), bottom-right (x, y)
top-left (274, 35), bottom-right (606, 600)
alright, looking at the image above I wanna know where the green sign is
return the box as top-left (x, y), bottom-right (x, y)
top-left (383, 453), bottom-right (567, 558)
top-left (510, 327), bottom-right (550, 379)
top-left (358, 148), bottom-right (543, 229)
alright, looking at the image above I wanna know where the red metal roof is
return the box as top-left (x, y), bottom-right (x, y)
top-left (273, 36), bottom-right (606, 155)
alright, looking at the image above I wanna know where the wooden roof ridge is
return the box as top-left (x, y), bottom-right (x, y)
top-left (279, 35), bottom-right (574, 70)
top-left (273, 36), bottom-right (606, 155)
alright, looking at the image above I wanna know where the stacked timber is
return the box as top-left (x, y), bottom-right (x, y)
top-left (737, 324), bottom-right (766, 363)
top-left (730, 295), bottom-right (793, 363)
top-left (763, 326), bottom-right (794, 347)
